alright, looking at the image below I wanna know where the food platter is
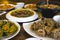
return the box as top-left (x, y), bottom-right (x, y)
top-left (23, 20), bottom-right (54, 40)
top-left (23, 17), bottom-right (60, 40)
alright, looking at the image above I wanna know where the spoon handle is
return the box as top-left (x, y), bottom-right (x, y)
top-left (0, 11), bottom-right (6, 16)
top-left (47, 0), bottom-right (49, 5)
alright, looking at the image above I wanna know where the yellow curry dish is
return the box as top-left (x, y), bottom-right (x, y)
top-left (6, 9), bottom-right (38, 22)
top-left (0, 20), bottom-right (18, 38)
top-left (11, 9), bottom-right (34, 18)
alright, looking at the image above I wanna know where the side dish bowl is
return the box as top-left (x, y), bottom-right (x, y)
top-left (6, 9), bottom-right (38, 22)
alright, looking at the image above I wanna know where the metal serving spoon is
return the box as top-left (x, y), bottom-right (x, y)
top-left (0, 11), bottom-right (6, 16)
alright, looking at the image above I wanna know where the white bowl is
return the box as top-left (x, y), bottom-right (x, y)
top-left (6, 9), bottom-right (38, 22)
top-left (0, 20), bottom-right (21, 40)
top-left (15, 2), bottom-right (25, 9)
top-left (53, 15), bottom-right (60, 22)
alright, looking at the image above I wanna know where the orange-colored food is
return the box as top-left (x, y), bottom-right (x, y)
top-left (25, 4), bottom-right (37, 10)
top-left (0, 4), bottom-right (14, 10)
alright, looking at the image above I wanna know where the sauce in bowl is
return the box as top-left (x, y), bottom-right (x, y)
top-left (11, 9), bottom-right (34, 18)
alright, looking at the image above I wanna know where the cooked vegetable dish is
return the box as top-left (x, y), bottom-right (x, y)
top-left (11, 9), bottom-right (34, 18)
top-left (30, 18), bottom-right (60, 40)
top-left (0, 4), bottom-right (14, 10)
top-left (24, 4), bottom-right (37, 10)
top-left (39, 4), bottom-right (60, 9)
top-left (0, 20), bottom-right (18, 38)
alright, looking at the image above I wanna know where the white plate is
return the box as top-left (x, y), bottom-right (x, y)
top-left (0, 20), bottom-right (21, 40)
top-left (0, 4), bottom-right (15, 11)
top-left (25, 37), bottom-right (53, 40)
top-left (6, 9), bottom-right (38, 22)
top-left (23, 19), bottom-right (54, 40)
top-left (25, 38), bottom-right (42, 40)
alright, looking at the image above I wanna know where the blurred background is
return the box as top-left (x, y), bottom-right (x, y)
top-left (0, 0), bottom-right (60, 4)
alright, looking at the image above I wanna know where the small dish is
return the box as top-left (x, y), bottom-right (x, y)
top-left (53, 15), bottom-right (60, 22)
top-left (15, 2), bottom-right (25, 9)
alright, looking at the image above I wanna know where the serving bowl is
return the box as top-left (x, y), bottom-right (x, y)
top-left (37, 1), bottom-right (60, 18)
top-left (6, 9), bottom-right (38, 22)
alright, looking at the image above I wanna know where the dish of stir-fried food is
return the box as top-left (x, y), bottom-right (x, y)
top-left (30, 18), bottom-right (60, 40)
top-left (11, 9), bottom-right (34, 18)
